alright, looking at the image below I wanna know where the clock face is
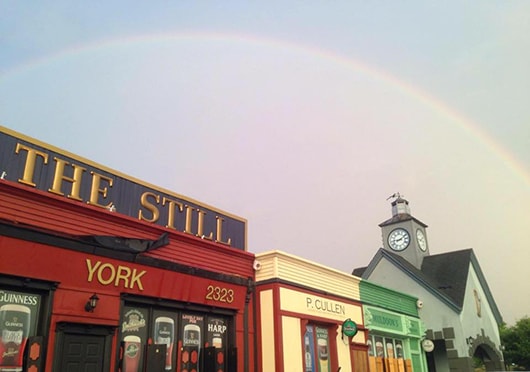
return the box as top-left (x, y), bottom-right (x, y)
top-left (416, 229), bottom-right (427, 252)
top-left (388, 228), bottom-right (410, 251)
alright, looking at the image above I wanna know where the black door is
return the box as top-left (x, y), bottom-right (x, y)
top-left (54, 323), bottom-right (114, 372)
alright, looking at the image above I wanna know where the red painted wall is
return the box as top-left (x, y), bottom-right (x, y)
top-left (0, 180), bottom-right (255, 371)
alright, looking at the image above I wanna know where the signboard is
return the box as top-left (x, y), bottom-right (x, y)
top-left (0, 289), bottom-right (41, 371)
top-left (366, 308), bottom-right (403, 332)
top-left (421, 339), bottom-right (435, 352)
top-left (0, 127), bottom-right (246, 250)
top-left (342, 318), bottom-right (358, 337)
top-left (279, 288), bottom-right (363, 323)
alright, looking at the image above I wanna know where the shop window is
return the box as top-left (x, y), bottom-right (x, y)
top-left (0, 276), bottom-right (56, 371)
top-left (118, 304), bottom-right (231, 372)
top-left (303, 324), bottom-right (333, 372)
top-left (367, 335), bottom-right (404, 359)
top-left (366, 335), bottom-right (410, 372)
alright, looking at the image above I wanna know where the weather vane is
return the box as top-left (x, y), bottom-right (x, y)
top-left (386, 192), bottom-right (403, 201)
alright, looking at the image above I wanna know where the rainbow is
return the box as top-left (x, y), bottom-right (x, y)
top-left (2, 31), bottom-right (528, 186)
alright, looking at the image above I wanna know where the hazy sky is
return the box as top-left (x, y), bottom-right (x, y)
top-left (1, 2), bottom-right (529, 325)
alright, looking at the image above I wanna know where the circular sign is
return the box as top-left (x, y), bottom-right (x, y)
top-left (342, 319), bottom-right (358, 337)
top-left (421, 339), bottom-right (435, 352)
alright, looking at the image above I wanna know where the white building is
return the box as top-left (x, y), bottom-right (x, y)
top-left (353, 196), bottom-right (504, 371)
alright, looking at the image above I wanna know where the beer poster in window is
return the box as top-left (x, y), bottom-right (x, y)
top-left (374, 336), bottom-right (384, 357)
top-left (386, 339), bottom-right (395, 358)
top-left (367, 337), bottom-right (374, 357)
top-left (303, 325), bottom-right (316, 372)
top-left (395, 340), bottom-right (404, 359)
top-left (315, 327), bottom-right (329, 372)
top-left (206, 317), bottom-right (227, 371)
top-left (0, 289), bottom-right (40, 372)
top-left (152, 310), bottom-right (177, 371)
top-left (120, 306), bottom-right (148, 372)
top-left (180, 314), bottom-right (203, 372)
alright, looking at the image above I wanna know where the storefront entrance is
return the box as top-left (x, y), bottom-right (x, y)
top-left (53, 322), bottom-right (114, 372)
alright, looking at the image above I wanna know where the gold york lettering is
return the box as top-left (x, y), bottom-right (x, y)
top-left (86, 259), bottom-right (146, 290)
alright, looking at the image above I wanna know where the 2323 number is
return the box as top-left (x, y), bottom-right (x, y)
top-left (206, 285), bottom-right (234, 304)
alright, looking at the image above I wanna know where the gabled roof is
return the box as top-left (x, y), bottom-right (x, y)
top-left (353, 248), bottom-right (503, 324)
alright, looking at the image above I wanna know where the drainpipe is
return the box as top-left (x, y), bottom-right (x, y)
top-left (244, 277), bottom-right (254, 372)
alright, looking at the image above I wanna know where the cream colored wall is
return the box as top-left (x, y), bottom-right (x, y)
top-left (256, 251), bottom-right (365, 372)
top-left (260, 289), bottom-right (276, 372)
top-left (282, 316), bottom-right (303, 372)
top-left (336, 332), bottom-right (352, 372)
top-left (256, 250), bottom-right (361, 301)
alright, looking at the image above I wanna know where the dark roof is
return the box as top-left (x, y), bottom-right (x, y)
top-left (352, 267), bottom-right (366, 277)
top-left (378, 214), bottom-right (428, 228)
top-left (421, 249), bottom-right (472, 308)
top-left (354, 248), bottom-right (503, 324)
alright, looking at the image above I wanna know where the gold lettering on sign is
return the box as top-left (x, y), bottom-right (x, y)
top-left (87, 171), bottom-right (114, 208)
top-left (86, 259), bottom-right (146, 290)
top-left (162, 196), bottom-right (183, 229)
top-left (139, 192), bottom-right (160, 223)
top-left (197, 209), bottom-right (213, 240)
top-left (15, 143), bottom-right (49, 187)
top-left (137, 195), bottom-right (230, 245)
top-left (9, 141), bottom-right (240, 248)
top-left (215, 216), bottom-right (231, 245)
top-left (48, 157), bottom-right (86, 201)
top-left (183, 205), bottom-right (194, 234)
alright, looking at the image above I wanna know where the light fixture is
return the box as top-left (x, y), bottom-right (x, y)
top-left (85, 293), bottom-right (99, 312)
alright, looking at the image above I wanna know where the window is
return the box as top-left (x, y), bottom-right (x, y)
top-left (0, 288), bottom-right (43, 370)
top-left (303, 324), bottom-right (331, 372)
top-left (367, 335), bottom-right (405, 359)
top-left (119, 304), bottom-right (231, 372)
top-left (367, 335), bottom-right (411, 372)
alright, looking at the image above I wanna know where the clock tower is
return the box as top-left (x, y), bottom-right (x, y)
top-left (379, 194), bottom-right (430, 269)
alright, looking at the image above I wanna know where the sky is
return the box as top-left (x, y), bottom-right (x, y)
top-left (1, 2), bottom-right (529, 325)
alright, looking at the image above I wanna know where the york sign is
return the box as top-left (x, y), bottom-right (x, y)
top-left (86, 259), bottom-right (146, 290)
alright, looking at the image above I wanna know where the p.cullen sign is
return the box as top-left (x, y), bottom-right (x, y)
top-left (0, 127), bottom-right (246, 250)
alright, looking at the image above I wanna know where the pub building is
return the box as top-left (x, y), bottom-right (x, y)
top-left (254, 250), bottom-right (369, 372)
top-left (0, 127), bottom-right (255, 371)
top-left (359, 280), bottom-right (428, 372)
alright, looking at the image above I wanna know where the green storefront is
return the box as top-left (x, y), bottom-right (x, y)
top-left (360, 280), bottom-right (428, 372)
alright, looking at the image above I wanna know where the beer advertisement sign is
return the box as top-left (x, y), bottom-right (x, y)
top-left (152, 310), bottom-right (177, 371)
top-left (120, 306), bottom-right (149, 372)
top-left (206, 317), bottom-right (227, 372)
top-left (181, 314), bottom-right (203, 372)
top-left (303, 326), bottom-right (315, 372)
top-left (316, 327), bottom-right (330, 372)
top-left (0, 289), bottom-right (41, 372)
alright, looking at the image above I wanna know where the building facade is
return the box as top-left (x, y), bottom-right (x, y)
top-left (360, 280), bottom-right (428, 372)
top-left (0, 127), bottom-right (255, 372)
top-left (354, 196), bottom-right (504, 371)
top-left (255, 250), bottom-right (368, 372)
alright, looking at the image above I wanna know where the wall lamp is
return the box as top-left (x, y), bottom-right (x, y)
top-left (85, 293), bottom-right (99, 312)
